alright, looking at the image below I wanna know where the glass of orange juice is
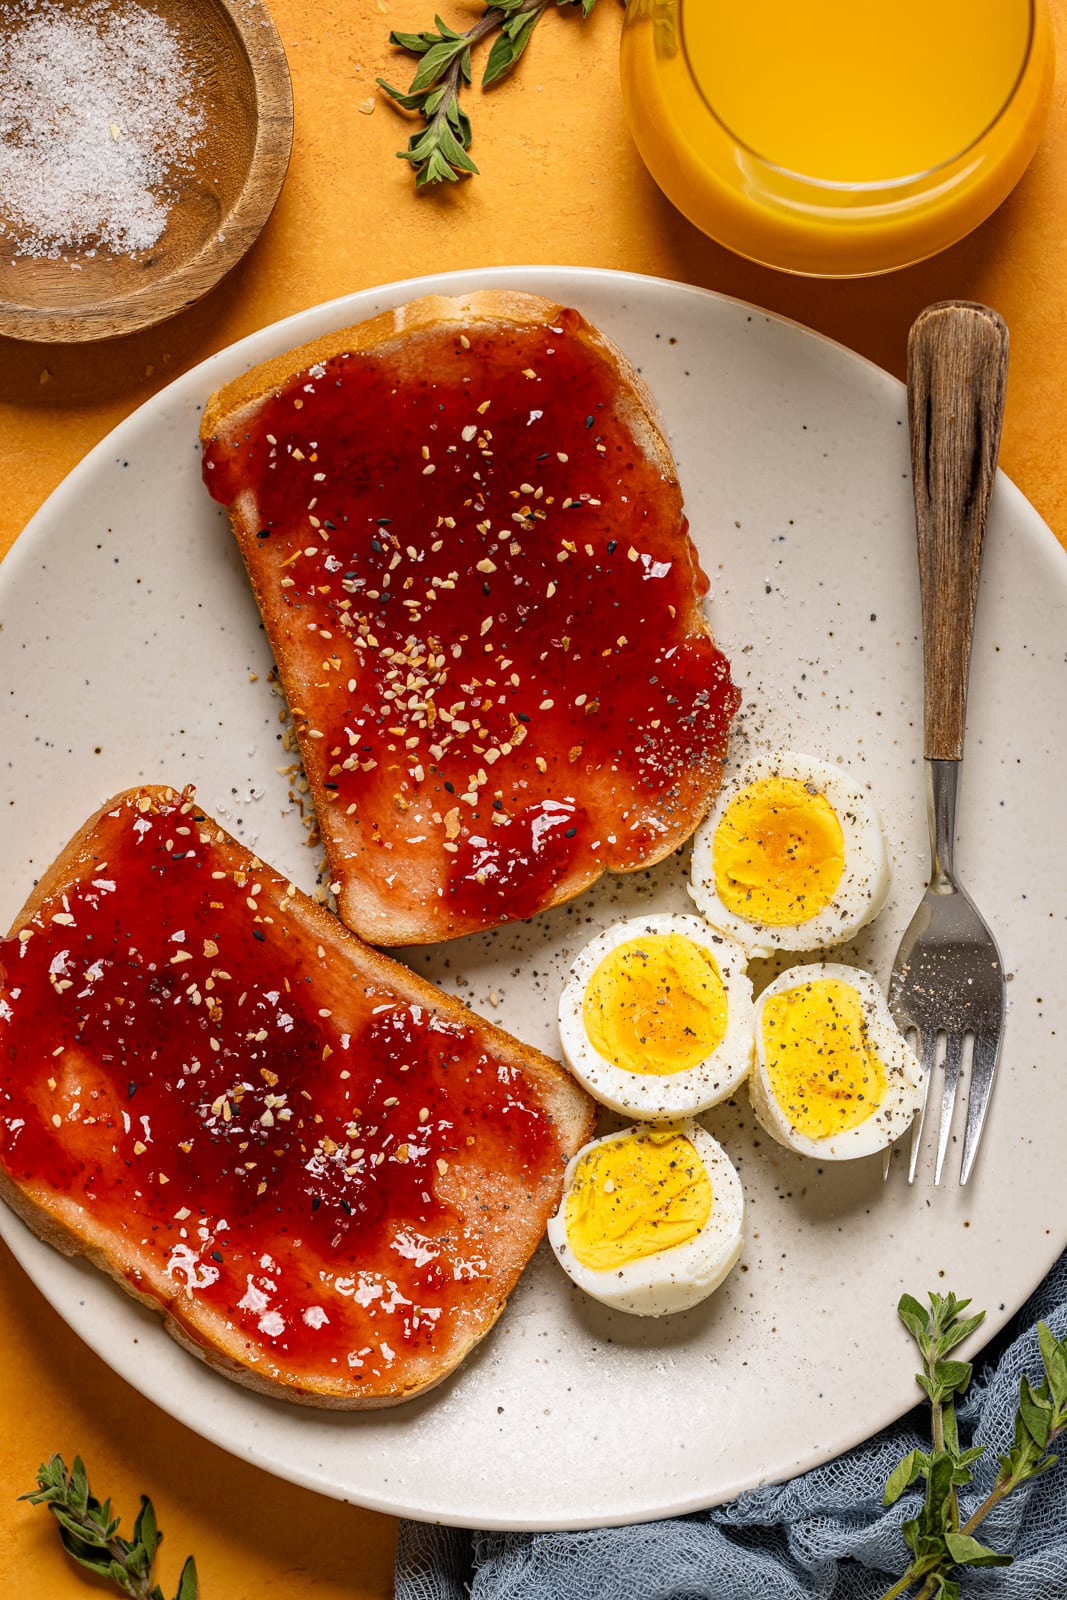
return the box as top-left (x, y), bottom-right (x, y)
top-left (620, 0), bottom-right (1054, 276)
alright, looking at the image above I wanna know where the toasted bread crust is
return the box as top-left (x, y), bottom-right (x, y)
top-left (0, 785), bottom-right (596, 1408)
top-left (201, 291), bottom-right (672, 474)
top-left (202, 292), bottom-right (739, 945)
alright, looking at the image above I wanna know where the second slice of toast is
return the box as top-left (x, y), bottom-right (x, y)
top-left (0, 786), bottom-right (596, 1407)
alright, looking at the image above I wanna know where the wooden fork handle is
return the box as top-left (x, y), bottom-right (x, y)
top-left (908, 301), bottom-right (1009, 762)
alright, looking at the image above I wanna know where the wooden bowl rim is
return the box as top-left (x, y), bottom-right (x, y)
top-left (0, 0), bottom-right (294, 345)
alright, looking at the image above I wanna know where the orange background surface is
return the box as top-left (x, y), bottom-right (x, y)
top-left (2, 1), bottom-right (1066, 1594)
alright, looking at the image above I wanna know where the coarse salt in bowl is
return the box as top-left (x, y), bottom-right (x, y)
top-left (0, 0), bottom-right (293, 341)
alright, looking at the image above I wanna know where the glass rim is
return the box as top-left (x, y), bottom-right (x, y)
top-left (677, 0), bottom-right (1037, 195)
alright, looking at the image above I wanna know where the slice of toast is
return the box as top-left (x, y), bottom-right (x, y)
top-left (201, 291), bottom-right (740, 946)
top-left (0, 786), bottom-right (596, 1408)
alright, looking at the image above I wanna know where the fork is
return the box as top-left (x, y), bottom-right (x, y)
top-left (888, 301), bottom-right (1009, 1186)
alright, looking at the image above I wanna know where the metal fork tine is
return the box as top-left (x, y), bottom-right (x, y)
top-left (934, 1032), bottom-right (966, 1185)
top-left (907, 1029), bottom-right (938, 1184)
top-left (960, 1030), bottom-right (1003, 1186)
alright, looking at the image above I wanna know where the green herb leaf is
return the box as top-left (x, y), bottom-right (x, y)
top-left (1039, 1320), bottom-right (1067, 1409)
top-left (933, 1358), bottom-right (974, 1393)
top-left (175, 1556), bottom-right (200, 1600)
top-left (380, 0), bottom-right (597, 184)
top-left (388, 28), bottom-right (439, 52)
top-left (1018, 1375), bottom-right (1054, 1451)
top-left (409, 38), bottom-right (471, 94)
top-left (897, 1293), bottom-right (931, 1344)
top-left (482, 6), bottom-right (542, 86)
top-left (942, 1531), bottom-right (1012, 1568)
top-left (884, 1449), bottom-right (924, 1506)
top-left (21, 1455), bottom-right (198, 1600)
top-left (133, 1496), bottom-right (160, 1563)
top-left (879, 1298), bottom-right (1067, 1599)
top-left (53, 1509), bottom-right (117, 1556)
top-left (376, 78), bottom-right (431, 113)
top-left (941, 1313), bottom-right (986, 1356)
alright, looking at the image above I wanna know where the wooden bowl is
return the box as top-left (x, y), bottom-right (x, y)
top-left (0, 0), bottom-right (293, 343)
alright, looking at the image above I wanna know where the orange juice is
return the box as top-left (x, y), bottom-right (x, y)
top-left (620, 0), bottom-right (1054, 276)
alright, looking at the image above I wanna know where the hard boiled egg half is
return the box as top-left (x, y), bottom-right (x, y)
top-left (558, 913), bottom-right (754, 1119)
top-left (750, 963), bottom-right (923, 1160)
top-left (688, 751), bottom-right (890, 959)
top-left (547, 1121), bottom-right (745, 1316)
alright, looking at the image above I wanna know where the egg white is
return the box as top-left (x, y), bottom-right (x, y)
top-left (558, 913), bottom-right (754, 1120)
top-left (547, 1120), bottom-right (745, 1317)
top-left (750, 962), bottom-right (923, 1160)
top-left (688, 750), bottom-right (891, 959)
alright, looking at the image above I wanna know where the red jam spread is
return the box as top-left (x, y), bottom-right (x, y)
top-left (202, 309), bottom-right (740, 936)
top-left (0, 791), bottom-right (566, 1399)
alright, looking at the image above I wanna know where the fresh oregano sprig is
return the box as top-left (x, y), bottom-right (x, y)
top-left (20, 1455), bottom-right (197, 1600)
top-left (378, 0), bottom-right (597, 186)
top-left (880, 1292), bottom-right (1067, 1599)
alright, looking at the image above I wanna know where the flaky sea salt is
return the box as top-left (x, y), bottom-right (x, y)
top-left (0, 0), bottom-right (205, 260)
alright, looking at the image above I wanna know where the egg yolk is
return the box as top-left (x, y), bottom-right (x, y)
top-left (759, 976), bottom-right (887, 1138)
top-left (712, 775), bottom-right (845, 926)
top-left (564, 1128), bottom-right (713, 1271)
top-left (582, 933), bottom-right (729, 1076)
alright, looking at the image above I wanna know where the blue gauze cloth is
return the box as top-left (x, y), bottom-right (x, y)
top-left (394, 1249), bottom-right (1067, 1599)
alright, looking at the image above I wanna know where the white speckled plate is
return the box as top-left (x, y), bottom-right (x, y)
top-left (2, 268), bottom-right (1066, 1531)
